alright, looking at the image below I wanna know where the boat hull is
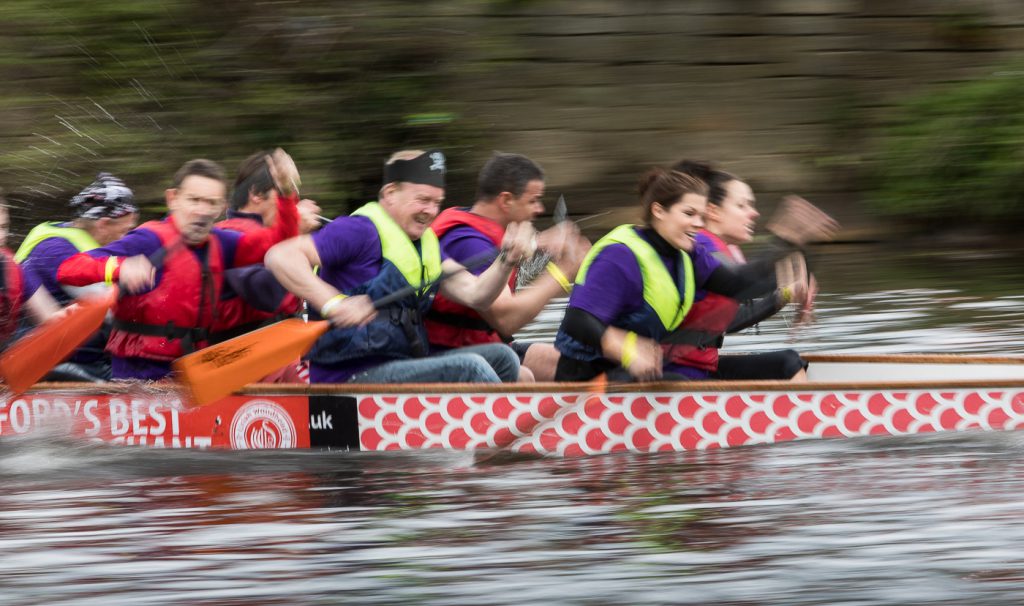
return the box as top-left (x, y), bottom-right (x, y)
top-left (5, 377), bottom-right (1024, 455)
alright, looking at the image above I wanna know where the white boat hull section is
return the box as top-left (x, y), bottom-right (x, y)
top-left (804, 355), bottom-right (1024, 383)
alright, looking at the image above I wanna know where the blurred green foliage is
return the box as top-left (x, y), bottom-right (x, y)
top-left (870, 67), bottom-right (1024, 229)
top-left (0, 0), bottom-right (486, 224)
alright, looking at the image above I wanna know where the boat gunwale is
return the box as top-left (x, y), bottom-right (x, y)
top-left (17, 382), bottom-right (1024, 397)
top-left (9, 355), bottom-right (1024, 397)
top-left (802, 353), bottom-right (1024, 365)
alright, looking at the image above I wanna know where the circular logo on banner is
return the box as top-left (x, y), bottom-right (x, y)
top-left (230, 400), bottom-right (296, 449)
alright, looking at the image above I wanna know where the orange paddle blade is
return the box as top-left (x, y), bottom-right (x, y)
top-left (0, 287), bottom-right (117, 394)
top-left (173, 318), bottom-right (329, 406)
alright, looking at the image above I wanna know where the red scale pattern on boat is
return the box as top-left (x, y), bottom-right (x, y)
top-left (349, 389), bottom-right (1024, 455)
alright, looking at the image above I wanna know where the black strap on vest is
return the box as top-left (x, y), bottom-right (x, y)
top-left (112, 319), bottom-right (210, 355)
top-left (388, 307), bottom-right (430, 358)
top-left (673, 236), bottom-right (692, 328)
top-left (660, 329), bottom-right (724, 350)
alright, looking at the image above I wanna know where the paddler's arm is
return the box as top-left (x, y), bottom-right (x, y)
top-left (297, 198), bottom-right (323, 234)
top-left (232, 191), bottom-right (298, 266)
top-left (223, 266), bottom-right (292, 313)
top-left (708, 249), bottom-right (811, 316)
top-left (704, 257), bottom-right (780, 301)
top-left (561, 306), bottom-right (662, 381)
top-left (56, 229), bottom-right (161, 290)
top-left (727, 291), bottom-right (787, 333)
top-left (18, 266), bottom-right (59, 324)
top-left (18, 237), bottom-right (80, 299)
top-left (24, 286), bottom-right (60, 324)
top-left (232, 149), bottom-right (301, 267)
top-left (728, 198), bottom-right (831, 283)
top-left (477, 231), bottom-right (590, 337)
top-left (477, 275), bottom-right (564, 337)
top-left (264, 234), bottom-right (376, 328)
top-left (439, 221), bottom-right (536, 309)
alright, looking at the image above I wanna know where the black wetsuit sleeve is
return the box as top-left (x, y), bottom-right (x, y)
top-left (704, 231), bottom-right (808, 300)
top-left (704, 259), bottom-right (778, 300)
top-left (762, 236), bottom-right (802, 259)
top-left (223, 266), bottom-right (292, 313)
top-left (561, 307), bottom-right (608, 350)
top-left (727, 291), bottom-right (786, 333)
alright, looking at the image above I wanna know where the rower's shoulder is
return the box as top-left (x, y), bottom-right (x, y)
top-left (314, 213), bottom-right (377, 240)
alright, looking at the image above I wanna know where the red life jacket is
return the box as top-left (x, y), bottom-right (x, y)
top-left (665, 230), bottom-right (740, 372)
top-left (425, 207), bottom-right (516, 347)
top-left (0, 247), bottom-right (24, 346)
top-left (210, 215), bottom-right (301, 340)
top-left (107, 219), bottom-right (225, 361)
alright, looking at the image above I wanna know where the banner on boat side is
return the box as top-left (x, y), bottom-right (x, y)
top-left (0, 393), bottom-right (314, 449)
top-left (7, 388), bottom-right (1024, 454)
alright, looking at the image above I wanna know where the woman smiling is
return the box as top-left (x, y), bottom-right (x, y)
top-left (553, 165), bottom-right (834, 383)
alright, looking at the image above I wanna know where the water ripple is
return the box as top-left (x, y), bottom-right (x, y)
top-left (5, 247), bottom-right (1024, 604)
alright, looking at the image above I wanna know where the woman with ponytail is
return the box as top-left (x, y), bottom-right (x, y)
top-left (667, 160), bottom-right (812, 381)
top-left (553, 166), bottom-right (835, 382)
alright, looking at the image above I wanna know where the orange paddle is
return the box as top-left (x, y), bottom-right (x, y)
top-left (173, 286), bottom-right (438, 406)
top-left (0, 239), bottom-right (182, 395)
top-left (173, 317), bottom-right (328, 405)
top-left (0, 286), bottom-right (117, 394)
top-left (175, 247), bottom-right (506, 406)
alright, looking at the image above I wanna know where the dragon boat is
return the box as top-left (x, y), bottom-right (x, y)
top-left (3, 354), bottom-right (1024, 456)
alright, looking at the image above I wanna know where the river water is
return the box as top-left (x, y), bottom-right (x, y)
top-left (4, 244), bottom-right (1024, 605)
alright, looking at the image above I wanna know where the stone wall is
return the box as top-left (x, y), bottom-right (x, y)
top-left (5, 1), bottom-right (1022, 238)
top-left (410, 0), bottom-right (1024, 234)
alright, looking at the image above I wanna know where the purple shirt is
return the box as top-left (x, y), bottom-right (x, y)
top-left (19, 224), bottom-right (82, 305)
top-left (19, 226), bottom-right (110, 364)
top-left (567, 227), bottom-right (721, 378)
top-left (84, 219), bottom-right (246, 270)
top-left (308, 215), bottom-right (449, 383)
top-left (18, 262), bottom-right (41, 303)
top-left (112, 357), bottom-right (172, 382)
top-left (312, 216), bottom-right (383, 295)
top-left (439, 226), bottom-right (495, 277)
top-left (693, 230), bottom-right (721, 255)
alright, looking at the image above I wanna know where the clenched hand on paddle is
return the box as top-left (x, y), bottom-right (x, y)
top-left (172, 215), bottom-right (538, 405)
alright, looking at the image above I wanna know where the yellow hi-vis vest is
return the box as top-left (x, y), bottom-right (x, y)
top-left (576, 224), bottom-right (695, 331)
